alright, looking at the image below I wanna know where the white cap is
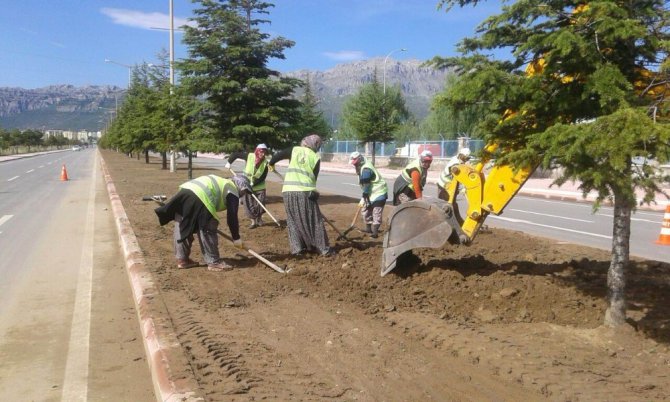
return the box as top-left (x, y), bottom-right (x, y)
top-left (349, 151), bottom-right (364, 165)
top-left (420, 150), bottom-right (433, 161)
top-left (256, 143), bottom-right (268, 150)
top-left (459, 147), bottom-right (471, 158)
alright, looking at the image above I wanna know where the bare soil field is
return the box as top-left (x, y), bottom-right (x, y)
top-left (101, 149), bottom-right (670, 401)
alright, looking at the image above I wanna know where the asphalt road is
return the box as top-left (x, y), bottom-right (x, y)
top-left (0, 149), bottom-right (154, 401)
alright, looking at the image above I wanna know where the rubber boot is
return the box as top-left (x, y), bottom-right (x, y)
top-left (371, 224), bottom-right (380, 238)
top-left (362, 224), bottom-right (372, 233)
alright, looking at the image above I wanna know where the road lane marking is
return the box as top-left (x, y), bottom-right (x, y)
top-left (508, 208), bottom-right (593, 223)
top-left (7, 176), bottom-right (19, 181)
top-left (61, 153), bottom-right (97, 401)
top-left (0, 215), bottom-right (13, 228)
top-left (25, 169), bottom-right (34, 173)
top-left (594, 212), bottom-right (660, 224)
top-left (491, 215), bottom-right (612, 239)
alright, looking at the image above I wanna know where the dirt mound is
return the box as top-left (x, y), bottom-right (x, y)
top-left (102, 150), bottom-right (670, 401)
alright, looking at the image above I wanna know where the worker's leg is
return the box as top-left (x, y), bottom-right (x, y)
top-left (370, 201), bottom-right (384, 238)
top-left (197, 217), bottom-right (221, 265)
top-left (173, 214), bottom-right (192, 260)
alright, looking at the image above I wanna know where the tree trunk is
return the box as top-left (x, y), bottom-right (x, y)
top-left (161, 152), bottom-right (167, 170)
top-left (144, 150), bottom-right (149, 164)
top-left (188, 151), bottom-right (193, 180)
top-left (372, 141), bottom-right (376, 166)
top-left (604, 193), bottom-right (632, 327)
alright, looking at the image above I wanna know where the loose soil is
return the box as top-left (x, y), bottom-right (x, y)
top-left (101, 150), bottom-right (670, 401)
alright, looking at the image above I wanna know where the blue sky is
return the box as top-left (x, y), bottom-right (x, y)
top-left (0, 0), bottom-right (501, 89)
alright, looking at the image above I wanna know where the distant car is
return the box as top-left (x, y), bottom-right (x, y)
top-left (72, 146), bottom-right (81, 151)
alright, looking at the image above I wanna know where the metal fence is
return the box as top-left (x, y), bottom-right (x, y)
top-left (322, 139), bottom-right (485, 158)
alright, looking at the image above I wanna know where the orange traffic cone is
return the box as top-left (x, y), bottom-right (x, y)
top-left (656, 205), bottom-right (670, 245)
top-left (60, 164), bottom-right (69, 181)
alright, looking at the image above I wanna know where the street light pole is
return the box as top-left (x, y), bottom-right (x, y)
top-left (104, 59), bottom-right (133, 88)
top-left (383, 48), bottom-right (407, 94)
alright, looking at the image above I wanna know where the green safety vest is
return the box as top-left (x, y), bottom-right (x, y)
top-left (244, 152), bottom-right (268, 191)
top-left (282, 146), bottom-right (319, 192)
top-left (360, 161), bottom-right (388, 200)
top-left (400, 160), bottom-right (426, 192)
top-left (180, 175), bottom-right (238, 221)
top-left (437, 156), bottom-right (461, 188)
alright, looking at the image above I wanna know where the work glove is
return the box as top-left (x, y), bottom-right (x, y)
top-left (233, 239), bottom-right (246, 250)
top-left (358, 198), bottom-right (365, 208)
top-left (268, 164), bottom-right (276, 173)
top-left (308, 191), bottom-right (320, 201)
top-left (224, 162), bottom-right (231, 169)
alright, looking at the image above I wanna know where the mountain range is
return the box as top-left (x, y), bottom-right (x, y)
top-left (0, 58), bottom-right (450, 132)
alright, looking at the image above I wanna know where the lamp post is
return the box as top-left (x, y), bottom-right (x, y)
top-left (383, 48), bottom-right (407, 94)
top-left (104, 59), bottom-right (133, 88)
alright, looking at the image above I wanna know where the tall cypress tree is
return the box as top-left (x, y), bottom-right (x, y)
top-left (178, 0), bottom-right (302, 152)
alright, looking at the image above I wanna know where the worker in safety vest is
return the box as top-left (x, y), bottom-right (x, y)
top-left (349, 151), bottom-right (387, 238)
top-left (269, 134), bottom-right (335, 257)
top-left (225, 143), bottom-right (270, 228)
top-left (437, 147), bottom-right (471, 202)
top-left (154, 174), bottom-right (251, 271)
top-left (392, 150), bottom-right (433, 206)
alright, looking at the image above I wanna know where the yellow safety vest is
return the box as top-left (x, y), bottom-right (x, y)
top-left (244, 152), bottom-right (268, 191)
top-left (400, 160), bottom-right (425, 192)
top-left (282, 146), bottom-right (319, 192)
top-left (180, 175), bottom-right (238, 220)
top-left (360, 161), bottom-right (387, 200)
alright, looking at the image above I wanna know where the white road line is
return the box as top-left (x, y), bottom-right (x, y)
top-left (508, 208), bottom-right (593, 223)
top-left (0, 215), bottom-right (13, 228)
top-left (25, 169), bottom-right (34, 173)
top-left (594, 212), bottom-right (660, 224)
top-left (39, 165), bottom-right (44, 168)
top-left (7, 176), bottom-right (19, 182)
top-left (61, 153), bottom-right (97, 401)
top-left (491, 215), bottom-right (612, 239)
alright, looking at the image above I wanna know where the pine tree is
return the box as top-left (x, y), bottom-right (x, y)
top-left (178, 0), bottom-right (302, 152)
top-left (294, 76), bottom-right (331, 141)
top-left (342, 70), bottom-right (409, 164)
top-left (435, 0), bottom-right (670, 327)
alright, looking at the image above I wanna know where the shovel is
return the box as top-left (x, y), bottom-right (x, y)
top-left (216, 229), bottom-right (289, 274)
top-left (229, 167), bottom-right (282, 227)
top-left (340, 206), bottom-right (362, 238)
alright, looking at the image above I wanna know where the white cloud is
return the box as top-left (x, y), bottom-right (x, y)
top-left (101, 8), bottom-right (192, 30)
top-left (322, 50), bottom-right (366, 61)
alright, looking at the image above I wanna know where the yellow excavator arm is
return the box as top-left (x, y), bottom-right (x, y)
top-left (446, 143), bottom-right (536, 240)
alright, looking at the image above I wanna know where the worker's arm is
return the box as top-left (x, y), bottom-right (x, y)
top-left (359, 167), bottom-right (374, 197)
top-left (411, 170), bottom-right (423, 199)
top-left (268, 147), bottom-right (293, 166)
top-left (313, 159), bottom-right (320, 181)
top-left (226, 151), bottom-right (247, 164)
top-left (225, 193), bottom-right (241, 240)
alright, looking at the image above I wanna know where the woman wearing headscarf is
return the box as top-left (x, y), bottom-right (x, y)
top-left (269, 134), bottom-right (335, 257)
top-left (154, 174), bottom-right (252, 271)
top-left (225, 143), bottom-right (270, 228)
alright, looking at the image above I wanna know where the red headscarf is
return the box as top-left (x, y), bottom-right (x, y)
top-left (254, 143), bottom-right (268, 168)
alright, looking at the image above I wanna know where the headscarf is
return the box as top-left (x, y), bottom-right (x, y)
top-left (254, 143), bottom-right (268, 168)
top-left (300, 134), bottom-right (323, 152)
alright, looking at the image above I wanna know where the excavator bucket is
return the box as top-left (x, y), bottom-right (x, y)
top-left (381, 199), bottom-right (467, 276)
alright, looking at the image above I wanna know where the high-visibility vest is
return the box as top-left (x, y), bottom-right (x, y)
top-left (437, 156), bottom-right (461, 188)
top-left (180, 175), bottom-right (238, 220)
top-left (360, 161), bottom-right (387, 200)
top-left (282, 146), bottom-right (319, 192)
top-left (244, 152), bottom-right (268, 191)
top-left (400, 160), bottom-right (426, 192)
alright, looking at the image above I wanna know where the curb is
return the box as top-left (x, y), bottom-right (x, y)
top-left (99, 153), bottom-right (204, 402)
